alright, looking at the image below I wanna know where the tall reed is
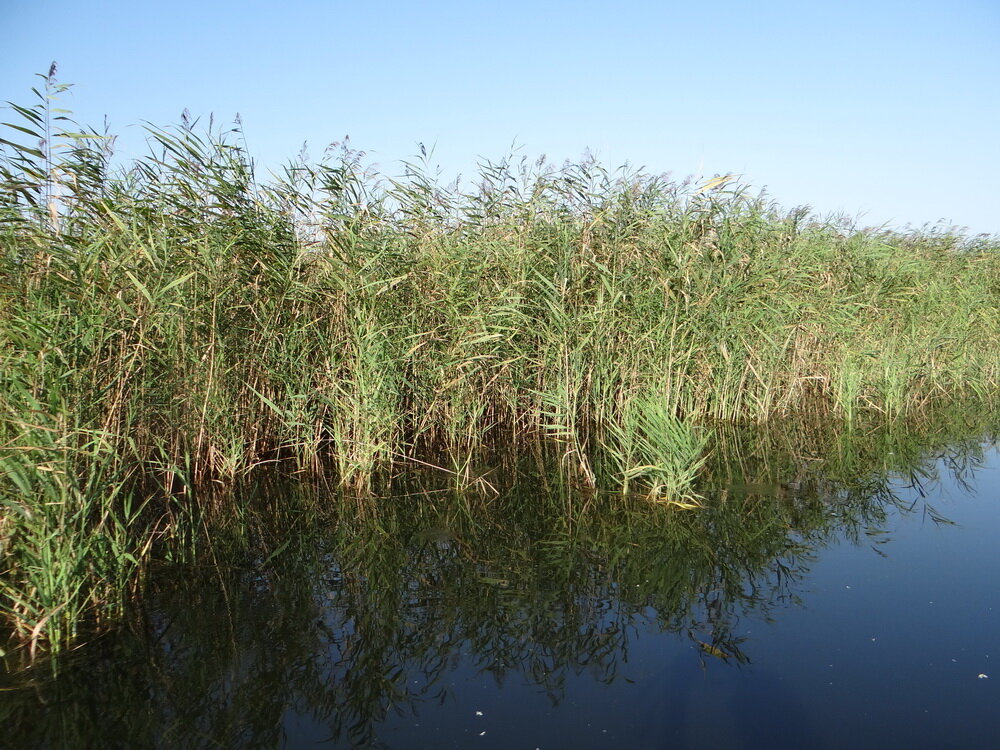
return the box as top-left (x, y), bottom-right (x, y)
top-left (2, 69), bottom-right (1000, 656)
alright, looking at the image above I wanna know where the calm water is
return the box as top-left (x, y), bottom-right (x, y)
top-left (3, 425), bottom-right (999, 748)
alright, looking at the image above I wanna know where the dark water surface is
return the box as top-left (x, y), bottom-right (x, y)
top-left (3, 424), bottom-right (999, 749)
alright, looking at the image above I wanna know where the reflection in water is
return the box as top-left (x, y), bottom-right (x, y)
top-left (0, 416), bottom-right (996, 747)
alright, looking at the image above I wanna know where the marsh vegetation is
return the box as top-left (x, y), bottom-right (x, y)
top-left (2, 68), bottom-right (999, 658)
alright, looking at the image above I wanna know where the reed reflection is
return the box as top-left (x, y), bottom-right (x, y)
top-left (1, 415), bottom-right (993, 748)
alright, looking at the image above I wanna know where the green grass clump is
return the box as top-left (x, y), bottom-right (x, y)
top-left (2, 67), bottom-right (1000, 657)
top-left (601, 397), bottom-right (708, 505)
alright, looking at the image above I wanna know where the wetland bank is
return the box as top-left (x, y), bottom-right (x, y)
top-left (2, 70), bottom-right (1000, 743)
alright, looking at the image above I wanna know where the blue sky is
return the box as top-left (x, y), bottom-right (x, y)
top-left (2, 0), bottom-right (998, 235)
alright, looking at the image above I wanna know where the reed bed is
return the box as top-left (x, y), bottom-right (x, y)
top-left (2, 69), bottom-right (1000, 656)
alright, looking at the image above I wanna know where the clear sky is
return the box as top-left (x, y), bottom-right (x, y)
top-left (2, 0), bottom-right (998, 235)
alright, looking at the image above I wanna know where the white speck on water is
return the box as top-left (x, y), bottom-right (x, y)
top-left (475, 711), bottom-right (483, 716)
top-left (845, 585), bottom-right (851, 589)
top-left (978, 673), bottom-right (989, 679)
top-left (479, 731), bottom-right (486, 736)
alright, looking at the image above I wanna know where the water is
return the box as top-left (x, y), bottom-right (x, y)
top-left (2, 424), bottom-right (999, 748)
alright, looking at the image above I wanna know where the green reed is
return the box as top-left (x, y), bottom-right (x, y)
top-left (1, 67), bottom-right (1000, 657)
